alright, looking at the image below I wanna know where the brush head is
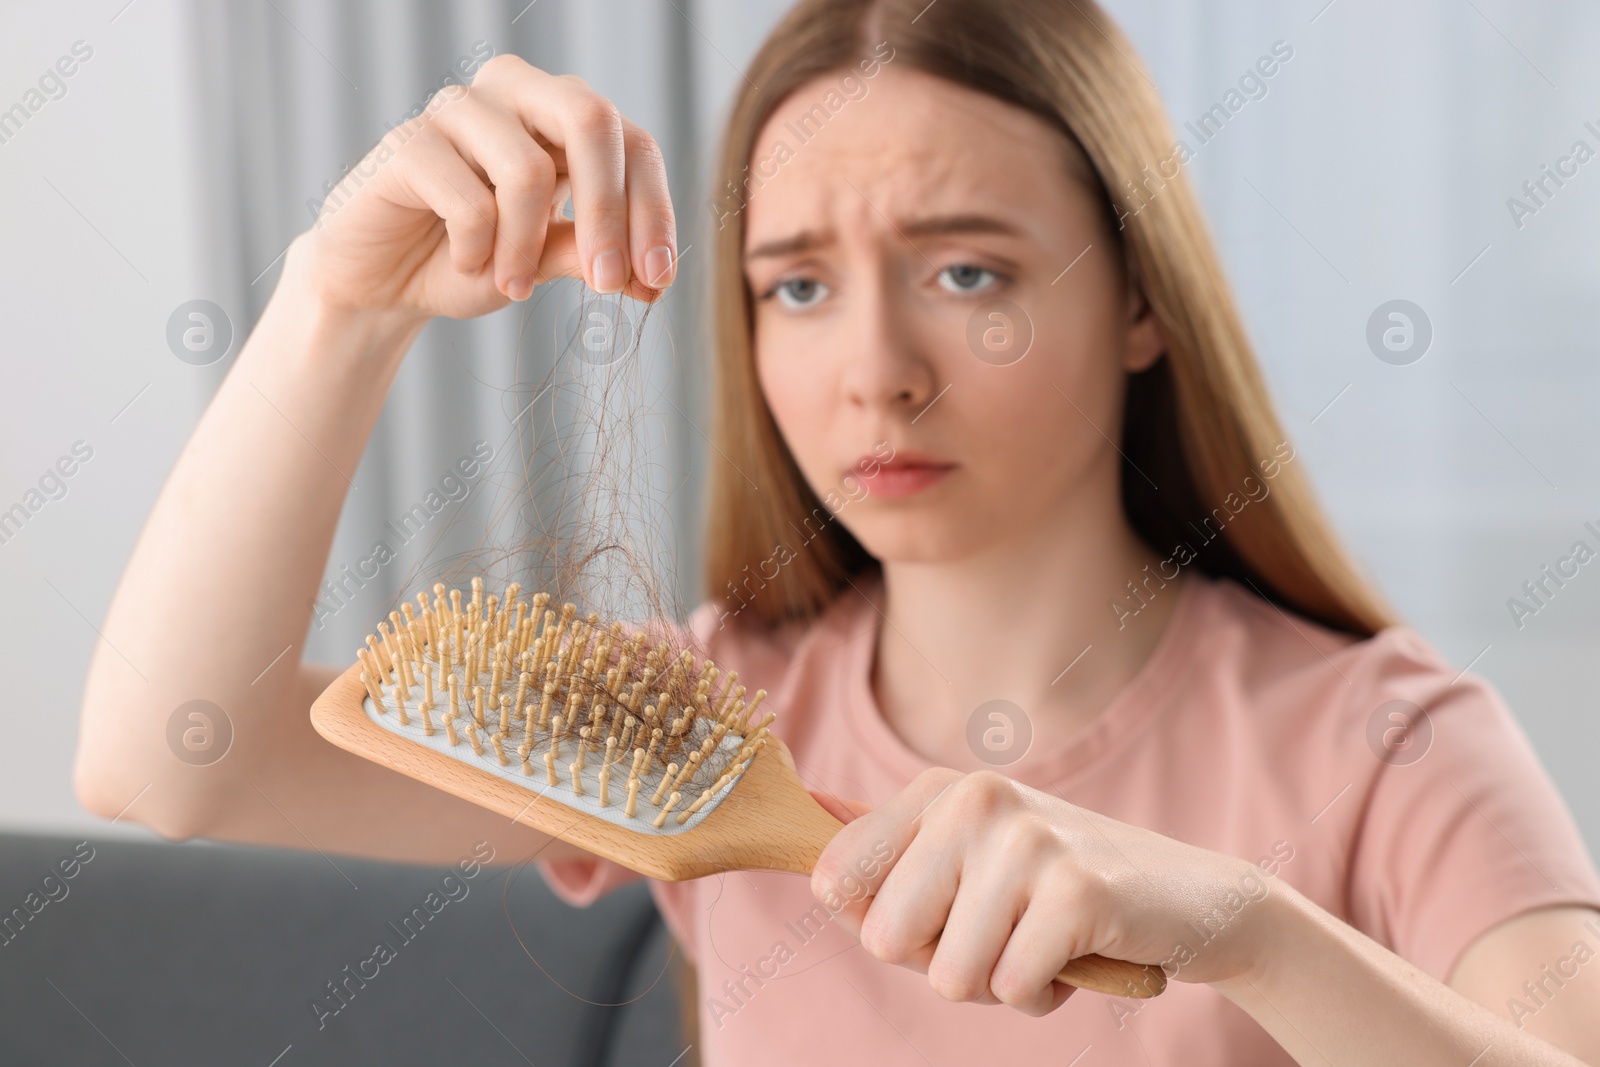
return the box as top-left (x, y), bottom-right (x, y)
top-left (354, 579), bottom-right (774, 832)
top-left (312, 579), bottom-right (838, 883)
top-left (311, 578), bottom-right (838, 881)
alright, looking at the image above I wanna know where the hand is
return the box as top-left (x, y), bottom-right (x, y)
top-left (810, 768), bottom-right (1283, 1016)
top-left (292, 55), bottom-right (677, 324)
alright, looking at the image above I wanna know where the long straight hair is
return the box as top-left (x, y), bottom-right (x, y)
top-left (701, 0), bottom-right (1394, 637)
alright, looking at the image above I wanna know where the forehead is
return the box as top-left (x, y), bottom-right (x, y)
top-left (744, 66), bottom-right (1087, 248)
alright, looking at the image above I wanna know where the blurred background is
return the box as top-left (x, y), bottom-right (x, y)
top-left (3, 0), bottom-right (1599, 1059)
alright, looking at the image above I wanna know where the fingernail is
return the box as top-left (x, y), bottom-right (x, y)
top-left (646, 245), bottom-right (677, 289)
top-left (591, 248), bottom-right (625, 294)
top-left (508, 277), bottom-right (535, 301)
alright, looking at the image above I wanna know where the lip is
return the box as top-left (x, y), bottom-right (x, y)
top-left (849, 451), bottom-right (958, 500)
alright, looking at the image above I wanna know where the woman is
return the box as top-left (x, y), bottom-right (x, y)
top-left (75, 0), bottom-right (1600, 1062)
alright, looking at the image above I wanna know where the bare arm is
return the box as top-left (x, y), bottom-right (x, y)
top-left (1212, 892), bottom-right (1600, 1066)
top-left (1450, 906), bottom-right (1600, 1063)
top-left (811, 769), bottom-right (1600, 1064)
top-left (73, 56), bottom-right (678, 868)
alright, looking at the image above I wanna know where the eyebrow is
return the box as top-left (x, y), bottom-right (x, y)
top-left (744, 213), bottom-right (1025, 260)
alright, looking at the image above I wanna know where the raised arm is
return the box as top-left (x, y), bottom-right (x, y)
top-left (73, 56), bottom-right (678, 867)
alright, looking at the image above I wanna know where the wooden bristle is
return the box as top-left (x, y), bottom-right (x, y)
top-left (737, 690), bottom-right (768, 733)
top-left (432, 583), bottom-right (449, 635)
top-left (651, 763), bottom-right (678, 807)
top-left (652, 792), bottom-right (681, 829)
top-left (678, 787), bottom-right (716, 825)
top-left (598, 737), bottom-right (617, 806)
top-left (358, 649), bottom-right (386, 712)
top-left (359, 580), bottom-right (776, 831)
top-left (364, 635), bottom-right (389, 679)
top-left (641, 726), bottom-right (663, 778)
top-left (378, 623), bottom-right (399, 676)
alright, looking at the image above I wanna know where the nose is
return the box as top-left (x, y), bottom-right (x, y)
top-left (837, 271), bottom-right (937, 416)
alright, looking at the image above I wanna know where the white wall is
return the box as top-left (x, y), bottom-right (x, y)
top-left (1104, 0), bottom-right (1600, 855)
top-left (0, 0), bottom-right (205, 837)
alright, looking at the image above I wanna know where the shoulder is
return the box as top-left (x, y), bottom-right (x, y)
top-left (682, 579), bottom-right (873, 707)
top-left (1193, 578), bottom-right (1600, 981)
top-left (1176, 574), bottom-right (1537, 793)
top-left (1193, 575), bottom-right (1478, 725)
top-left (685, 595), bottom-right (809, 673)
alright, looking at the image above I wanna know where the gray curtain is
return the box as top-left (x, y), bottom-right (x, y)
top-left (184, 0), bottom-right (762, 666)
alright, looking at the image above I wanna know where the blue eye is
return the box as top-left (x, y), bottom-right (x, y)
top-left (938, 264), bottom-right (999, 294)
top-left (771, 277), bottom-right (830, 309)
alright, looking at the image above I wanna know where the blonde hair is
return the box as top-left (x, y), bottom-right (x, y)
top-left (702, 0), bottom-right (1394, 637)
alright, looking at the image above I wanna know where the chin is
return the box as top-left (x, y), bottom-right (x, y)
top-left (839, 511), bottom-right (995, 566)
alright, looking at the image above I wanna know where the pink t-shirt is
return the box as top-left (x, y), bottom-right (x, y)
top-left (538, 571), bottom-right (1600, 1065)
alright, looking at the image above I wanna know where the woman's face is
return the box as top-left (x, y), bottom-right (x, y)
top-left (743, 66), bottom-right (1164, 565)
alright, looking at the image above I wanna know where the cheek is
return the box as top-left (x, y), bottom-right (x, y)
top-left (756, 340), bottom-right (832, 465)
top-left (962, 377), bottom-right (1078, 475)
top-left (1022, 302), bottom-right (1127, 422)
top-left (934, 326), bottom-right (1132, 531)
top-left (954, 314), bottom-right (1127, 479)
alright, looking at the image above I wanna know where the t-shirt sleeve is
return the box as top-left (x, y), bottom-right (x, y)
top-left (532, 858), bottom-right (700, 965)
top-left (1346, 642), bottom-right (1600, 981)
top-left (535, 854), bottom-right (645, 907)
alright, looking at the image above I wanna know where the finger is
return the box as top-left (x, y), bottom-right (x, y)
top-left (549, 177), bottom-right (573, 223)
top-left (388, 125), bottom-right (499, 275)
top-left (923, 867), bottom-right (1026, 1004)
top-left (806, 788), bottom-right (874, 825)
top-left (854, 814), bottom-right (964, 965)
top-left (811, 767), bottom-right (958, 908)
top-left (1025, 981), bottom-right (1078, 1016)
top-left (534, 218), bottom-right (581, 282)
top-left (990, 890), bottom-right (1093, 1016)
top-left (476, 60), bottom-right (630, 294)
top-left (617, 115), bottom-right (677, 300)
top-left (433, 93), bottom-right (559, 300)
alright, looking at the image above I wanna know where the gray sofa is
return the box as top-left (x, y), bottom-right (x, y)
top-left (0, 831), bottom-right (685, 1066)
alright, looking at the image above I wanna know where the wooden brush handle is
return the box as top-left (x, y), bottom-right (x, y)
top-left (784, 792), bottom-right (1166, 999)
top-left (1051, 954), bottom-right (1166, 998)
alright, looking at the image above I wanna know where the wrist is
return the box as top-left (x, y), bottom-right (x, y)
top-left (267, 232), bottom-right (432, 366)
top-left (1208, 872), bottom-right (1311, 1000)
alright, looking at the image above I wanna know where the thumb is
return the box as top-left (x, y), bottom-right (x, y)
top-left (807, 788), bottom-right (875, 825)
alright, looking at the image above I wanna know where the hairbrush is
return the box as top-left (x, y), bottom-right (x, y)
top-left (309, 577), bottom-right (1166, 998)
